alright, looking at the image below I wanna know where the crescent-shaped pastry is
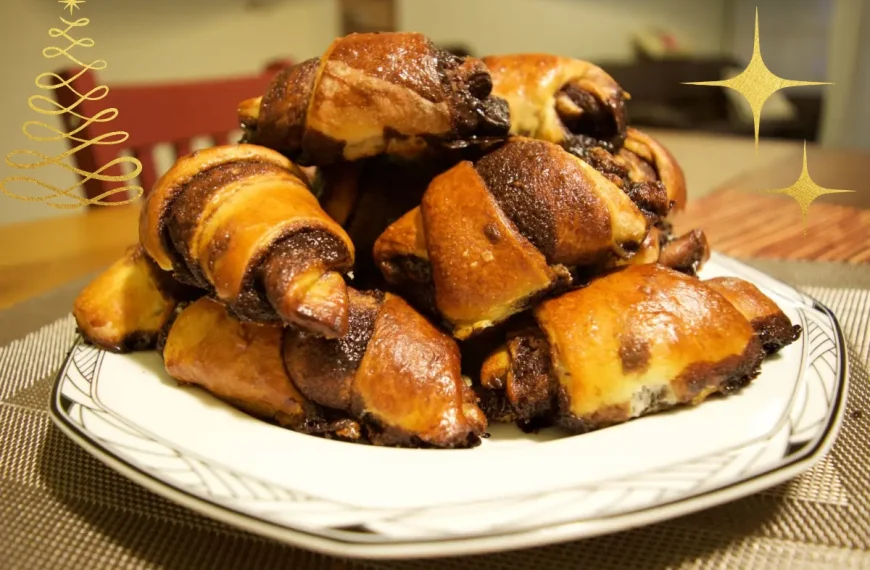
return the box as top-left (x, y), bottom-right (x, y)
top-left (239, 32), bottom-right (511, 165)
top-left (479, 265), bottom-right (784, 433)
top-left (283, 288), bottom-right (487, 448)
top-left (139, 144), bottom-right (355, 338)
top-left (483, 54), bottom-right (628, 148)
top-left (73, 245), bottom-right (198, 353)
top-left (162, 297), bottom-right (361, 439)
top-left (374, 137), bottom-right (650, 338)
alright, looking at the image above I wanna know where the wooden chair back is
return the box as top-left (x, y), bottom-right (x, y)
top-left (52, 60), bottom-right (291, 204)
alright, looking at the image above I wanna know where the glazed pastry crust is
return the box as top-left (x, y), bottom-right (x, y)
top-left (421, 160), bottom-right (563, 338)
top-left (242, 33), bottom-right (510, 165)
top-left (284, 290), bottom-right (487, 448)
top-left (163, 297), bottom-right (315, 430)
top-left (73, 246), bottom-right (184, 353)
top-left (138, 144), bottom-right (355, 338)
top-left (704, 277), bottom-right (802, 354)
top-left (355, 293), bottom-right (487, 447)
top-left (483, 54), bottom-right (628, 148)
top-left (374, 137), bottom-right (649, 338)
top-left (479, 265), bottom-right (769, 433)
top-left (537, 265), bottom-right (762, 426)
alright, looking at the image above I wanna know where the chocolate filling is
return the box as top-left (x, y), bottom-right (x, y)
top-left (233, 229), bottom-right (352, 323)
top-left (436, 49), bottom-right (511, 142)
top-left (79, 328), bottom-right (159, 355)
top-left (249, 58), bottom-right (319, 156)
top-left (379, 254), bottom-right (437, 316)
top-left (557, 84), bottom-right (627, 149)
top-left (358, 410), bottom-right (482, 449)
top-left (675, 337), bottom-right (765, 400)
top-left (164, 160), bottom-right (290, 290)
top-left (659, 229), bottom-right (710, 276)
top-left (282, 290), bottom-right (384, 410)
top-left (505, 331), bottom-right (557, 423)
top-left (624, 180), bottom-right (670, 225)
top-left (751, 314), bottom-right (802, 354)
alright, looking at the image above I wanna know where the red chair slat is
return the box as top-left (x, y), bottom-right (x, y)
top-left (173, 140), bottom-right (193, 160)
top-left (132, 146), bottom-right (159, 195)
top-left (212, 132), bottom-right (231, 146)
top-left (51, 60), bottom-right (291, 204)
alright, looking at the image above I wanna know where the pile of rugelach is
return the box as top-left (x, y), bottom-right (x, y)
top-left (73, 33), bottom-right (801, 448)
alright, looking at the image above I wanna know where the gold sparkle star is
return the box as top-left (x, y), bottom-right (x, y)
top-left (684, 8), bottom-right (830, 150)
top-left (58, 0), bottom-right (85, 15)
top-left (761, 142), bottom-right (854, 234)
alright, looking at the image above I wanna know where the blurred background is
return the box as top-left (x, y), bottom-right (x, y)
top-left (0, 0), bottom-right (866, 226)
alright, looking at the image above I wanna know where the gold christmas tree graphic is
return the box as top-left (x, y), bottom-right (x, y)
top-left (0, 3), bottom-right (142, 209)
top-left (683, 8), bottom-right (830, 151)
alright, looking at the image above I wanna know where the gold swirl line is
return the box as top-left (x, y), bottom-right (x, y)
top-left (2, 15), bottom-right (144, 209)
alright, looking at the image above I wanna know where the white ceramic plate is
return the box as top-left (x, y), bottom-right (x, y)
top-left (50, 253), bottom-right (848, 559)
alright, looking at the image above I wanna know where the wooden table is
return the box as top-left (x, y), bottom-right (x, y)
top-left (1, 145), bottom-right (868, 310)
top-left (671, 146), bottom-right (870, 262)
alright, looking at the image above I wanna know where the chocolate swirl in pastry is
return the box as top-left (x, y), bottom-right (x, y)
top-left (608, 226), bottom-right (711, 276)
top-left (163, 297), bottom-right (361, 439)
top-left (238, 32), bottom-right (511, 166)
top-left (139, 144), bottom-right (355, 339)
top-left (73, 245), bottom-right (199, 353)
top-left (478, 264), bottom-right (782, 434)
top-left (373, 137), bottom-right (650, 339)
top-left (614, 127), bottom-right (688, 212)
top-left (482, 54), bottom-right (628, 149)
top-left (283, 288), bottom-right (487, 448)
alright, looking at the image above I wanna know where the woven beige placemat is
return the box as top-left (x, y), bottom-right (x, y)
top-left (1, 265), bottom-right (868, 569)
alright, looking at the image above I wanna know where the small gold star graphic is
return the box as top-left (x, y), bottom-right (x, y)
top-left (58, 0), bottom-right (85, 15)
top-left (684, 8), bottom-right (830, 150)
top-left (761, 142), bottom-right (854, 234)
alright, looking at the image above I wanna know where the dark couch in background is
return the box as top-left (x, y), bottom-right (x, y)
top-left (596, 57), bottom-right (823, 142)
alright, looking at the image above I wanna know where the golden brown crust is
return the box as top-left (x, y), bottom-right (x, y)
top-left (245, 33), bottom-right (510, 165)
top-left (534, 265), bottom-right (762, 428)
top-left (163, 297), bottom-right (315, 430)
top-left (375, 137), bottom-right (649, 338)
top-left (618, 128), bottom-right (688, 211)
top-left (374, 207), bottom-right (429, 265)
top-left (140, 145), bottom-right (298, 272)
top-left (483, 54), bottom-right (628, 147)
top-left (138, 144), bottom-right (355, 338)
top-left (73, 246), bottom-right (182, 353)
top-left (354, 293), bottom-right (487, 447)
top-left (422, 160), bottom-right (564, 338)
top-left (283, 288), bottom-right (382, 411)
top-left (283, 288), bottom-right (487, 448)
top-left (479, 265), bottom-right (768, 434)
top-left (704, 277), bottom-right (802, 354)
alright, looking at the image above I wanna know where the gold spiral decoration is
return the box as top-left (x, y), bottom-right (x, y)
top-left (0, 15), bottom-right (143, 209)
